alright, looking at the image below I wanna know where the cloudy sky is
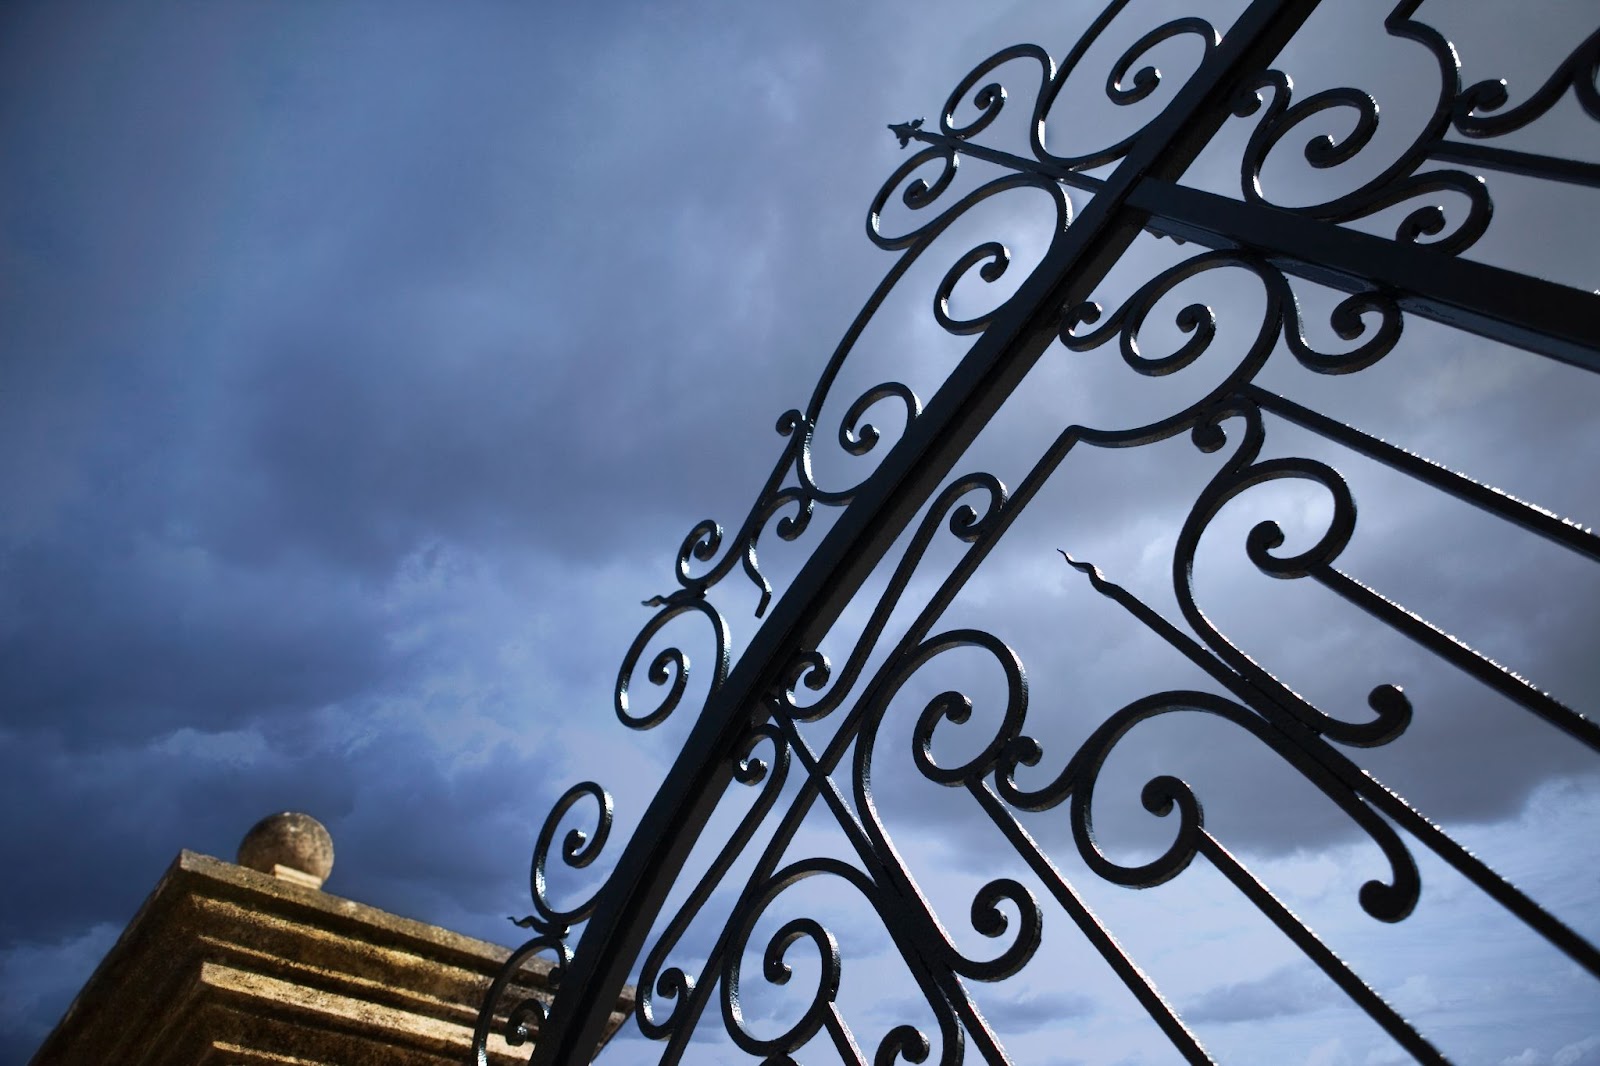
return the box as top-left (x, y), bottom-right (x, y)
top-left (2, 1), bottom-right (1598, 1064)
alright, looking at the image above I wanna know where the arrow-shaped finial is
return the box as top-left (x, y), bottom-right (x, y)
top-left (888, 117), bottom-right (925, 148)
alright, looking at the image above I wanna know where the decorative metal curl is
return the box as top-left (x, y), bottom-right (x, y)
top-left (1106, 18), bottom-right (1219, 107)
top-left (617, 597), bottom-right (730, 730)
top-left (1067, 691), bottom-right (1416, 920)
top-left (868, 151), bottom-right (1071, 254)
top-left (1179, 396), bottom-right (1600, 754)
top-left (719, 858), bottom-right (959, 1066)
top-left (475, 783), bottom-right (608, 1065)
top-left (1223, 0), bottom-right (1600, 259)
top-left (1058, 250), bottom-right (1402, 438)
top-left (1232, 70), bottom-right (1493, 254)
top-left (1170, 397), bottom-right (1415, 748)
top-left (932, 242), bottom-right (1011, 336)
top-left (934, 8), bottom-right (1221, 172)
top-left (525, 781), bottom-right (615, 932)
top-left (635, 723), bottom-right (791, 1041)
top-left (990, 687), bottom-right (1439, 1060)
top-left (1450, 24), bottom-right (1600, 137)
top-left (940, 44), bottom-right (1052, 143)
top-left (852, 629), bottom-right (1044, 982)
top-left (471, 933), bottom-right (572, 1066)
top-left (776, 473), bottom-right (1008, 723)
top-left (840, 383), bottom-right (923, 458)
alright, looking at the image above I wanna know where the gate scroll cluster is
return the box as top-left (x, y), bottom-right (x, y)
top-left (476, 0), bottom-right (1600, 1061)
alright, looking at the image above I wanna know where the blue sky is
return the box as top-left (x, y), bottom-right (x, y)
top-left (2, 1), bottom-right (1598, 1064)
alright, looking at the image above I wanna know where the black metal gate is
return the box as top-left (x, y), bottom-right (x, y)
top-left (476, 0), bottom-right (1600, 1061)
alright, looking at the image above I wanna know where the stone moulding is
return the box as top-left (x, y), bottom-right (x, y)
top-left (29, 851), bottom-right (634, 1065)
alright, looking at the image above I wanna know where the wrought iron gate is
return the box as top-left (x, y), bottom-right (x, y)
top-left (477, 0), bottom-right (1600, 1061)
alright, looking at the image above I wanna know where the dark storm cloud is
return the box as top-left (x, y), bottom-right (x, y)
top-left (0, 524), bottom-right (398, 740)
top-left (0, 0), bottom-right (916, 582)
top-left (0, 711), bottom-right (555, 949)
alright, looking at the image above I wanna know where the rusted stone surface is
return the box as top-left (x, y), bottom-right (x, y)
top-left (28, 851), bottom-right (634, 1065)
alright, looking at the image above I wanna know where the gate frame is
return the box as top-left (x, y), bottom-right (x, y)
top-left (476, 0), bottom-right (1600, 1061)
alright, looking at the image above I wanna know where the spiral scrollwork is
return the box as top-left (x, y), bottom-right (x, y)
top-left (940, 44), bottom-right (1051, 142)
top-left (903, 630), bottom-right (1029, 788)
top-left (470, 933), bottom-right (571, 1066)
top-left (1232, 74), bottom-right (1378, 193)
top-left (876, 1024), bottom-right (935, 1066)
top-left (651, 87), bottom-right (1070, 628)
top-left (667, 425), bottom-right (815, 619)
top-left (1231, 68), bottom-right (1493, 255)
top-left (960, 877), bottom-right (1044, 982)
top-left (1181, 394), bottom-right (1599, 757)
top-left (930, 7), bottom-right (1222, 172)
top-left (474, 783), bottom-right (612, 1064)
top-left (1058, 250), bottom-right (1402, 443)
top-left (1451, 25), bottom-right (1600, 137)
top-left (932, 242), bottom-right (1011, 337)
top-left (1105, 18), bottom-right (1219, 107)
top-left (1065, 691), bottom-right (1420, 922)
top-left (853, 629), bottom-right (1045, 981)
top-left (838, 383), bottom-right (922, 459)
top-left (870, 148), bottom-right (960, 250)
top-left (868, 154), bottom-right (1071, 254)
top-left (525, 781), bottom-right (614, 932)
top-left (1282, 288), bottom-right (1402, 375)
top-left (635, 722), bottom-right (791, 1041)
top-left (616, 597), bottom-right (730, 730)
top-left (719, 859), bottom-right (956, 1065)
top-left (1173, 397), bottom-right (1415, 748)
top-left (776, 473), bottom-right (1009, 723)
top-left (1227, 0), bottom-right (1596, 259)
top-left (986, 687), bottom-right (1419, 924)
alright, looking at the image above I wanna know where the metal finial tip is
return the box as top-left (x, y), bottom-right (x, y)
top-left (1058, 549), bottom-right (1105, 581)
top-left (889, 117), bottom-right (925, 148)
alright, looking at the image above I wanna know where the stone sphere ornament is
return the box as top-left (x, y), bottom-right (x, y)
top-left (237, 811), bottom-right (335, 890)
